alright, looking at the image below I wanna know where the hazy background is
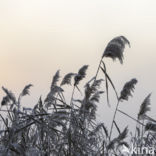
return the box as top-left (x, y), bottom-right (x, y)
top-left (0, 0), bottom-right (156, 133)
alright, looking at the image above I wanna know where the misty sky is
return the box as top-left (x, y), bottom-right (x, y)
top-left (0, 0), bottom-right (156, 131)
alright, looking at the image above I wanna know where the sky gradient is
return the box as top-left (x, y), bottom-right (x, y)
top-left (0, 0), bottom-right (156, 130)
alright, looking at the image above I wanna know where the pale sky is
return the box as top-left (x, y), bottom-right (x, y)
top-left (0, 0), bottom-right (156, 131)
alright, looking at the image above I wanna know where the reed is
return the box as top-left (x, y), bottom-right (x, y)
top-left (0, 36), bottom-right (154, 156)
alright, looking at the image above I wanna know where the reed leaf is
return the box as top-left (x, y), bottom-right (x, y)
top-left (113, 121), bottom-right (121, 134)
top-left (100, 66), bottom-right (118, 100)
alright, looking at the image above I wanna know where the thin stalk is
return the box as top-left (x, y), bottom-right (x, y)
top-left (113, 120), bottom-right (121, 134)
top-left (53, 87), bottom-right (66, 112)
top-left (134, 122), bottom-right (139, 141)
top-left (68, 86), bottom-right (76, 156)
top-left (17, 94), bottom-right (21, 112)
top-left (117, 109), bottom-right (145, 126)
top-left (70, 86), bottom-right (76, 110)
top-left (141, 119), bottom-right (145, 140)
top-left (95, 58), bottom-right (103, 80)
top-left (0, 114), bottom-right (9, 130)
top-left (7, 106), bottom-right (13, 122)
top-left (109, 100), bottom-right (120, 141)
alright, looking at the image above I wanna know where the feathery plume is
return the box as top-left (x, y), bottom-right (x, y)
top-left (61, 73), bottom-right (75, 86)
top-left (1, 96), bottom-right (10, 106)
top-left (117, 126), bottom-right (128, 141)
top-left (21, 84), bottom-right (33, 96)
top-left (138, 93), bottom-right (151, 120)
top-left (89, 123), bottom-right (108, 137)
top-left (91, 79), bottom-right (103, 91)
top-left (84, 79), bottom-right (103, 100)
top-left (78, 65), bottom-right (88, 77)
top-left (45, 86), bottom-right (64, 103)
top-left (2, 86), bottom-right (16, 103)
top-left (90, 91), bottom-right (104, 103)
top-left (108, 126), bottom-right (128, 150)
top-left (119, 78), bottom-right (137, 101)
top-left (145, 122), bottom-right (156, 132)
top-left (51, 70), bottom-right (60, 89)
top-left (74, 65), bottom-right (88, 86)
top-left (103, 36), bottom-right (130, 64)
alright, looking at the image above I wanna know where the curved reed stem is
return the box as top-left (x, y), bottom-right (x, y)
top-left (118, 109), bottom-right (145, 126)
top-left (109, 100), bottom-right (120, 141)
top-left (68, 86), bottom-right (75, 156)
top-left (95, 58), bottom-right (103, 81)
top-left (70, 86), bottom-right (75, 110)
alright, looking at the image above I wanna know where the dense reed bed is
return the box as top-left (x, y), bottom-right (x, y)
top-left (0, 36), bottom-right (155, 156)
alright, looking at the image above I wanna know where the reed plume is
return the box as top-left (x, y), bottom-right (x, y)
top-left (102, 36), bottom-right (130, 64)
top-left (61, 73), bottom-right (75, 86)
top-left (119, 78), bottom-right (138, 101)
top-left (21, 84), bottom-right (33, 97)
top-left (138, 93), bottom-right (151, 120)
top-left (74, 65), bottom-right (88, 86)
